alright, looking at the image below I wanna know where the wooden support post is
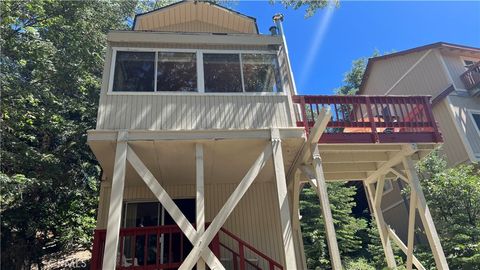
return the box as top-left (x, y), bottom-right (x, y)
top-left (301, 145), bottom-right (342, 270)
top-left (406, 189), bottom-right (417, 270)
top-left (102, 131), bottom-right (127, 270)
top-left (271, 129), bottom-right (297, 270)
top-left (403, 157), bottom-right (449, 270)
top-left (196, 144), bottom-right (206, 270)
top-left (365, 180), bottom-right (397, 269)
top-left (179, 143), bottom-right (273, 270)
top-left (387, 228), bottom-right (426, 270)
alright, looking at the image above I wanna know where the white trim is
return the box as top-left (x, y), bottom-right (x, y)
top-left (108, 47), bottom-right (283, 95)
top-left (106, 91), bottom-right (286, 96)
top-left (435, 49), bottom-right (455, 86)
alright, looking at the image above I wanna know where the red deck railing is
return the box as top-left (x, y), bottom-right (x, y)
top-left (292, 95), bottom-right (442, 144)
top-left (460, 61), bottom-right (480, 90)
top-left (90, 225), bottom-right (282, 270)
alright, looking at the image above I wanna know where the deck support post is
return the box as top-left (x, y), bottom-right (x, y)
top-left (403, 156), bottom-right (449, 270)
top-left (102, 131), bottom-right (127, 270)
top-left (271, 129), bottom-right (297, 270)
top-left (291, 172), bottom-right (308, 270)
top-left (196, 144), bottom-right (206, 270)
top-left (365, 178), bottom-right (397, 269)
top-left (300, 147), bottom-right (342, 270)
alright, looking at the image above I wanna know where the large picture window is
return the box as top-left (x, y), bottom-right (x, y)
top-left (110, 49), bottom-right (283, 93)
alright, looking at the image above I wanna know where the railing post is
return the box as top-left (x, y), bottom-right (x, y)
top-left (365, 96), bottom-right (379, 143)
top-left (239, 243), bottom-right (246, 270)
top-left (211, 232), bottom-right (221, 257)
top-left (423, 96), bottom-right (442, 142)
top-left (90, 230), bottom-right (100, 270)
top-left (300, 96), bottom-right (309, 136)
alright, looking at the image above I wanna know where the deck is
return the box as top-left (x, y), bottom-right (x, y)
top-left (292, 95), bottom-right (442, 144)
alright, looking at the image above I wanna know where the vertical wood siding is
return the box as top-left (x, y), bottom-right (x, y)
top-left (447, 95), bottom-right (480, 157)
top-left (96, 182), bottom-right (285, 266)
top-left (363, 49), bottom-right (450, 98)
top-left (441, 52), bottom-right (480, 90)
top-left (432, 99), bottom-right (470, 165)
top-left (96, 94), bottom-right (293, 130)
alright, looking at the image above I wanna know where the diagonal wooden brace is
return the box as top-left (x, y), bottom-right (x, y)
top-left (126, 145), bottom-right (224, 269)
top-left (179, 143), bottom-right (273, 270)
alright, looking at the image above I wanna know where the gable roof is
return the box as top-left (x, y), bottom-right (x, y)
top-left (132, 1), bottom-right (259, 34)
top-left (359, 42), bottom-right (480, 94)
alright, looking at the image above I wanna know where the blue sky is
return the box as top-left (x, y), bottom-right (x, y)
top-left (228, 1), bottom-right (480, 95)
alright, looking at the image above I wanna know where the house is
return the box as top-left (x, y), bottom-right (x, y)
top-left (359, 42), bottom-right (480, 243)
top-left (87, 2), bottom-right (450, 269)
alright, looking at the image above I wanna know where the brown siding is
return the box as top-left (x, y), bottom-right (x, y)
top-left (96, 182), bottom-right (285, 266)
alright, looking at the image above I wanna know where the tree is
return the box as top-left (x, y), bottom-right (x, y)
top-left (1, 1), bottom-right (138, 268)
top-left (271, 0), bottom-right (338, 17)
top-left (300, 182), bottom-right (368, 269)
top-left (415, 151), bottom-right (480, 269)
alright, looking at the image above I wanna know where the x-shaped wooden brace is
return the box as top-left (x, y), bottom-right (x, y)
top-left (127, 143), bottom-right (273, 270)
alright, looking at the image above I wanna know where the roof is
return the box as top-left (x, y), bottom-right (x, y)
top-left (132, 0), bottom-right (259, 34)
top-left (359, 42), bottom-right (480, 94)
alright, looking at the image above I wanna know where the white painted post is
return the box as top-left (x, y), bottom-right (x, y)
top-left (311, 145), bottom-right (342, 270)
top-left (271, 129), bottom-right (297, 269)
top-left (102, 131), bottom-right (128, 270)
top-left (403, 157), bottom-right (449, 270)
top-left (406, 191), bottom-right (417, 270)
top-left (365, 180), bottom-right (397, 269)
top-left (196, 144), bottom-right (206, 270)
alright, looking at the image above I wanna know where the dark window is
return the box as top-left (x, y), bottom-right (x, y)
top-left (472, 113), bottom-right (480, 130)
top-left (113, 51), bottom-right (155, 92)
top-left (157, 52), bottom-right (197, 92)
top-left (242, 54), bottom-right (282, 92)
top-left (203, 53), bottom-right (242, 93)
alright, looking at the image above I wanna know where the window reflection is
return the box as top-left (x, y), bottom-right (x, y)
top-left (242, 54), bottom-right (282, 93)
top-left (203, 53), bottom-right (243, 93)
top-left (113, 51), bottom-right (155, 92)
top-left (157, 52), bottom-right (197, 92)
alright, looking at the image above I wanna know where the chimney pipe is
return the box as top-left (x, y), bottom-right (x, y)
top-left (269, 26), bottom-right (278, 35)
top-left (272, 13), bottom-right (284, 35)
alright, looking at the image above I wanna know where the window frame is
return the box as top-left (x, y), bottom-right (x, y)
top-left (108, 47), bottom-right (285, 96)
top-left (461, 56), bottom-right (479, 70)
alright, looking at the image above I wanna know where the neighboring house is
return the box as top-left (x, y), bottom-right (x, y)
top-left (87, 2), bottom-right (450, 269)
top-left (359, 42), bottom-right (480, 242)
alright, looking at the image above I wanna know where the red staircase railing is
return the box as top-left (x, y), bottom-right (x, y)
top-left (292, 95), bottom-right (442, 144)
top-left (90, 225), bottom-right (282, 270)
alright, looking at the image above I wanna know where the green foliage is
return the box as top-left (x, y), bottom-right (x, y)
top-left (1, 0), bottom-right (138, 268)
top-left (300, 182), bottom-right (368, 269)
top-left (344, 257), bottom-right (375, 270)
top-left (416, 151), bottom-right (480, 269)
top-left (270, 0), bottom-right (338, 17)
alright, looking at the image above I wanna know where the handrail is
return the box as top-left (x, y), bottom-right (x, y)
top-left (219, 227), bottom-right (283, 270)
top-left (460, 61), bottom-right (480, 90)
top-left (90, 224), bottom-right (283, 270)
top-left (292, 95), bottom-right (442, 144)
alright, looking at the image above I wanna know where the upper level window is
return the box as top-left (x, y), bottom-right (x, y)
top-left (113, 51), bottom-right (155, 92)
top-left (110, 49), bottom-right (283, 93)
top-left (157, 52), bottom-right (197, 92)
top-left (204, 54), bottom-right (243, 93)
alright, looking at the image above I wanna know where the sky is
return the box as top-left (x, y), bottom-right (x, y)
top-left (227, 1), bottom-right (480, 95)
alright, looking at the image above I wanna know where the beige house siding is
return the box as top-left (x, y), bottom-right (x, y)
top-left (134, 2), bottom-right (257, 34)
top-left (363, 49), bottom-right (451, 98)
top-left (96, 181), bottom-right (285, 266)
top-left (447, 94), bottom-right (480, 159)
top-left (433, 99), bottom-right (471, 166)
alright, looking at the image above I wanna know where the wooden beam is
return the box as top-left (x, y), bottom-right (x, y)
top-left (321, 152), bottom-right (390, 163)
top-left (390, 168), bottom-right (409, 182)
top-left (179, 143), bottom-right (273, 270)
top-left (387, 228), bottom-right (426, 270)
top-left (366, 144), bottom-right (417, 183)
top-left (403, 157), bottom-right (449, 270)
top-left (126, 145), bottom-right (224, 270)
top-left (406, 191), bottom-right (417, 270)
top-left (318, 144), bottom-right (402, 153)
top-left (323, 162), bottom-right (378, 173)
top-left (102, 133), bottom-right (127, 270)
top-left (365, 181), bottom-right (397, 268)
top-left (196, 144), bottom-right (206, 270)
top-left (301, 147), bottom-right (342, 270)
top-left (374, 176), bottom-right (385, 209)
top-left (271, 129), bottom-right (297, 269)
